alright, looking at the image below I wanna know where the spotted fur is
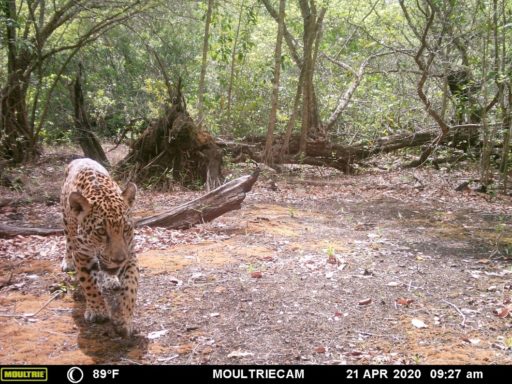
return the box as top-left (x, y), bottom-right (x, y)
top-left (61, 158), bottom-right (138, 336)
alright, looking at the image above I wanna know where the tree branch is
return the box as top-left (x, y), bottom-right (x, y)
top-left (323, 51), bottom-right (395, 131)
top-left (261, 0), bottom-right (301, 67)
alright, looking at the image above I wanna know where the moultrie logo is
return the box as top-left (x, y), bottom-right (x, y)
top-left (0, 367), bottom-right (48, 382)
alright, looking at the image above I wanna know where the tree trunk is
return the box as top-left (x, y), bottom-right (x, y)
top-left (497, 0), bottom-right (510, 191)
top-left (299, 1), bottom-right (325, 153)
top-left (262, 0), bottom-right (325, 155)
top-left (400, 1), bottom-right (451, 167)
top-left (226, 0), bottom-right (245, 125)
top-left (197, 0), bottom-right (214, 121)
top-left (0, 0), bottom-right (38, 163)
top-left (264, 0), bottom-right (286, 166)
top-left (0, 76), bottom-right (36, 163)
top-left (278, 67), bottom-right (303, 161)
top-left (72, 65), bottom-right (109, 167)
top-left (499, 87), bottom-right (511, 192)
top-left (0, 171), bottom-right (259, 238)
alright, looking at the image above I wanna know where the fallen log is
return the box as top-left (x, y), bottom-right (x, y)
top-left (0, 171), bottom-right (259, 238)
top-left (136, 169), bottom-right (259, 229)
top-left (221, 125), bottom-right (479, 173)
top-left (0, 224), bottom-right (63, 237)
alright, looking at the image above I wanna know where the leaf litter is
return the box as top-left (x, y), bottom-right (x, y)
top-left (1, 162), bottom-right (512, 364)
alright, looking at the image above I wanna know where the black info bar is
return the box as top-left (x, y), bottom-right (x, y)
top-left (0, 365), bottom-right (508, 383)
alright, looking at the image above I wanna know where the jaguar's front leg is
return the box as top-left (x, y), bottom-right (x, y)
top-left (113, 259), bottom-right (139, 337)
top-left (74, 252), bottom-right (110, 322)
top-left (61, 216), bottom-right (76, 272)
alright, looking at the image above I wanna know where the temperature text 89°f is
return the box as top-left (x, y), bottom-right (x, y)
top-left (93, 369), bottom-right (120, 379)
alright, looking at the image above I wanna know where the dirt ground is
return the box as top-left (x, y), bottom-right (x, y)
top-left (1, 149), bottom-right (512, 365)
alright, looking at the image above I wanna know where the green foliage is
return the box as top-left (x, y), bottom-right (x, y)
top-left (1, 0), bottom-right (510, 165)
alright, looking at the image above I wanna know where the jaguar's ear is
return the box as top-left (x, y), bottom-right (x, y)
top-left (121, 182), bottom-right (137, 208)
top-left (69, 192), bottom-right (91, 222)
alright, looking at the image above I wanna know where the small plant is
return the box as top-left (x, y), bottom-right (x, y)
top-left (505, 337), bottom-right (512, 349)
top-left (326, 245), bottom-right (338, 265)
top-left (486, 184), bottom-right (497, 200)
top-left (413, 354), bottom-right (422, 364)
top-left (288, 206), bottom-right (297, 218)
top-left (495, 221), bottom-right (506, 234)
top-left (50, 278), bottom-right (76, 294)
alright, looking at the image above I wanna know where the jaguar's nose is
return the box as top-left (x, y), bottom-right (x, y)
top-left (112, 250), bottom-right (127, 265)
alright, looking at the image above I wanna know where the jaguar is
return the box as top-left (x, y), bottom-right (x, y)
top-left (61, 158), bottom-right (138, 336)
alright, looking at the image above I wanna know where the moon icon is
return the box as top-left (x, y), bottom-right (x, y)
top-left (67, 367), bottom-right (84, 383)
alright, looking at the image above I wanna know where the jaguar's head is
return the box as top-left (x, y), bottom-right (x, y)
top-left (69, 182), bottom-right (136, 274)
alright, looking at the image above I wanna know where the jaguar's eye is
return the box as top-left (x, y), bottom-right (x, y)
top-left (96, 228), bottom-right (107, 236)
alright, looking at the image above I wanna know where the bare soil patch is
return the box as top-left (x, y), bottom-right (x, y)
top-left (1, 157), bottom-right (512, 365)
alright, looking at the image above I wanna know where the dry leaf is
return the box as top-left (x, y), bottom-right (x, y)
top-left (147, 329), bottom-right (169, 339)
top-left (462, 337), bottom-right (480, 345)
top-left (214, 286), bottom-right (226, 294)
top-left (396, 297), bottom-right (414, 306)
top-left (469, 271), bottom-right (481, 279)
top-left (494, 307), bottom-right (510, 318)
top-left (358, 298), bottom-right (372, 306)
top-left (201, 346), bottom-right (214, 355)
top-left (251, 271), bottom-right (263, 278)
top-left (491, 343), bottom-right (506, 350)
top-left (228, 350), bottom-right (254, 358)
top-left (176, 344), bottom-right (193, 355)
top-left (314, 346), bottom-right (326, 353)
top-left (387, 281), bottom-right (400, 287)
top-left (411, 318), bottom-right (427, 328)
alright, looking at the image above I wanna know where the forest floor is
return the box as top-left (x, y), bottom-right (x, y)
top-left (0, 146), bottom-right (512, 365)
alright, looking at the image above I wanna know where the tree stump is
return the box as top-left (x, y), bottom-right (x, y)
top-left (116, 84), bottom-right (222, 190)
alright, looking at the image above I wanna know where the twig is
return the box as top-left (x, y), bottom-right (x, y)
top-left (0, 290), bottom-right (63, 318)
top-left (119, 358), bottom-right (143, 365)
top-left (442, 299), bottom-right (466, 327)
top-left (187, 342), bottom-right (202, 364)
top-left (355, 331), bottom-right (394, 337)
top-left (356, 330), bottom-right (400, 340)
top-left (0, 271), bottom-right (14, 290)
top-left (42, 330), bottom-right (74, 336)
